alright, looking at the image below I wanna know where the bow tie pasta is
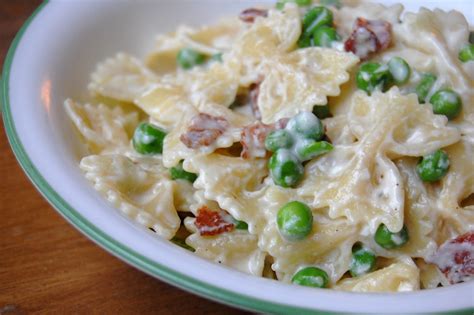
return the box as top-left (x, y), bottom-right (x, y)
top-left (298, 89), bottom-right (460, 234)
top-left (66, 1), bottom-right (474, 291)
top-left (89, 53), bottom-right (159, 102)
top-left (334, 257), bottom-right (420, 292)
top-left (146, 19), bottom-right (241, 74)
top-left (184, 215), bottom-right (266, 276)
top-left (258, 48), bottom-right (359, 124)
top-left (232, 3), bottom-right (302, 85)
top-left (65, 99), bottom-right (140, 155)
top-left (80, 154), bottom-right (180, 240)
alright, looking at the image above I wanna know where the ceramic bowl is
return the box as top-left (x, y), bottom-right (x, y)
top-left (2, 1), bottom-right (473, 313)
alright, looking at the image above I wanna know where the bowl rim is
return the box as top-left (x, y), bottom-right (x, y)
top-left (1, 1), bottom-right (473, 314)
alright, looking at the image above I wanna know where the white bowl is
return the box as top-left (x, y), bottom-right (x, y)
top-left (2, 1), bottom-right (473, 313)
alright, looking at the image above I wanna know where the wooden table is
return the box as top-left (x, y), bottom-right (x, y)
top-left (0, 2), bottom-right (247, 314)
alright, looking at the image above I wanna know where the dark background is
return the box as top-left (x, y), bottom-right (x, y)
top-left (0, 2), bottom-right (248, 314)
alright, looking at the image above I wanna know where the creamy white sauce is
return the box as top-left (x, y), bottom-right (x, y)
top-left (331, 41), bottom-right (345, 51)
top-left (438, 155), bottom-right (450, 169)
top-left (391, 63), bottom-right (409, 83)
top-left (141, 133), bottom-right (156, 144)
top-left (284, 111), bottom-right (326, 162)
top-left (390, 232), bottom-right (405, 246)
top-left (355, 28), bottom-right (376, 59)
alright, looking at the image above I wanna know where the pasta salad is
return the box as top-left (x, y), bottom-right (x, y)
top-left (65, 0), bottom-right (474, 292)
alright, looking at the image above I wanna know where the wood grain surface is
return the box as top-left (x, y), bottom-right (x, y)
top-left (0, 2), bottom-right (248, 314)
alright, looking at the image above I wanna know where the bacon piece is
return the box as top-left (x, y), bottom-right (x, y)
top-left (429, 231), bottom-right (474, 284)
top-left (249, 82), bottom-right (262, 120)
top-left (180, 113), bottom-right (229, 149)
top-left (240, 118), bottom-right (289, 159)
top-left (344, 18), bottom-right (392, 60)
top-left (239, 8), bottom-right (268, 23)
top-left (194, 206), bottom-right (235, 236)
top-left (240, 122), bottom-right (273, 159)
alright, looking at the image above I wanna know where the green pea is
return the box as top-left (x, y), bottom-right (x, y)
top-left (374, 224), bottom-right (409, 249)
top-left (286, 112), bottom-right (324, 141)
top-left (276, 0), bottom-right (311, 9)
top-left (356, 62), bottom-right (391, 95)
top-left (302, 7), bottom-right (334, 38)
top-left (429, 89), bottom-right (462, 120)
top-left (132, 122), bottom-right (167, 155)
top-left (312, 26), bottom-right (340, 47)
top-left (416, 150), bottom-right (450, 182)
top-left (312, 104), bottom-right (331, 119)
top-left (235, 220), bottom-right (249, 230)
top-left (388, 57), bottom-right (411, 85)
top-left (415, 73), bottom-right (437, 103)
top-left (177, 48), bottom-right (206, 69)
top-left (458, 44), bottom-right (474, 62)
top-left (297, 36), bottom-right (312, 49)
top-left (170, 237), bottom-right (195, 252)
top-left (277, 201), bottom-right (313, 241)
top-left (296, 140), bottom-right (333, 161)
top-left (269, 149), bottom-right (304, 187)
top-left (292, 267), bottom-right (329, 288)
top-left (350, 244), bottom-right (376, 277)
top-left (210, 52), bottom-right (223, 62)
top-left (265, 129), bottom-right (294, 152)
top-left (170, 160), bottom-right (198, 183)
top-left (298, 7), bottom-right (334, 49)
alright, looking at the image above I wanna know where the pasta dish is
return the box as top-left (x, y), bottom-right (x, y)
top-left (65, 0), bottom-right (474, 292)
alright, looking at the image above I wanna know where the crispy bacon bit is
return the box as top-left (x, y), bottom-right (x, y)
top-left (240, 122), bottom-right (273, 159)
top-left (344, 18), bottom-right (392, 60)
top-left (249, 82), bottom-right (262, 120)
top-left (180, 113), bottom-right (229, 149)
top-left (240, 118), bottom-right (289, 159)
top-left (429, 231), bottom-right (474, 284)
top-left (239, 8), bottom-right (268, 23)
top-left (195, 206), bottom-right (235, 236)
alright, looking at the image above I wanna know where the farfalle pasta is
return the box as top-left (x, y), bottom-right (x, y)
top-left (65, 0), bottom-right (473, 292)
